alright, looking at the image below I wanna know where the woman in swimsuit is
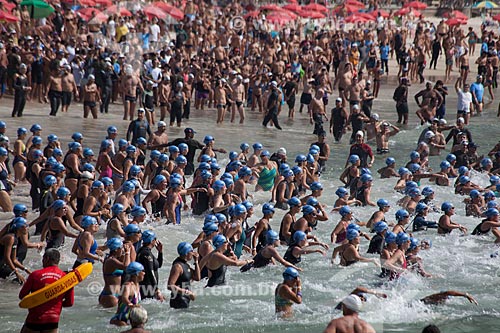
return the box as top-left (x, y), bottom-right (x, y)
top-left (253, 150), bottom-right (278, 192)
top-left (438, 202), bottom-right (467, 235)
top-left (165, 175), bottom-right (207, 224)
top-left (472, 208), bottom-right (500, 243)
top-left (251, 203), bottom-right (275, 255)
top-left (275, 267), bottom-right (302, 318)
top-left (100, 238), bottom-right (132, 308)
top-left (96, 140), bottom-right (122, 180)
top-left (331, 206), bottom-right (354, 244)
top-left (0, 147), bottom-right (13, 212)
top-left (279, 197), bottom-right (302, 245)
top-left (284, 231), bottom-right (327, 265)
top-left (115, 181), bottom-right (137, 225)
top-left (71, 216), bottom-right (103, 269)
top-left (383, 232), bottom-right (410, 280)
top-left (199, 234), bottom-right (251, 288)
top-left (13, 127), bottom-right (27, 183)
top-left (81, 180), bottom-right (108, 225)
top-left (332, 229), bottom-right (379, 267)
top-left (110, 262), bottom-right (144, 326)
top-left (63, 142), bottom-right (83, 195)
top-left (106, 204), bottom-right (126, 241)
top-left (332, 187), bottom-right (361, 209)
top-left (379, 231), bottom-right (397, 278)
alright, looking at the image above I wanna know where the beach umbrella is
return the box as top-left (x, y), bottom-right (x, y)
top-left (298, 10), bottom-right (325, 19)
top-left (152, 1), bottom-right (184, 19)
top-left (105, 5), bottom-right (132, 16)
top-left (20, 0), bottom-right (54, 19)
top-left (493, 13), bottom-right (500, 21)
top-left (404, 1), bottom-right (427, 9)
top-left (283, 4), bottom-right (302, 12)
top-left (395, 7), bottom-right (411, 15)
top-left (88, 11), bottom-right (108, 23)
top-left (143, 4), bottom-right (167, 20)
top-left (302, 3), bottom-right (328, 12)
top-left (0, 0), bottom-right (16, 12)
top-left (444, 10), bottom-right (468, 20)
top-left (409, 9), bottom-right (422, 17)
top-left (371, 9), bottom-right (390, 18)
top-left (243, 10), bottom-right (259, 19)
top-left (345, 13), bottom-right (368, 23)
top-left (474, 1), bottom-right (498, 8)
top-left (0, 10), bottom-right (19, 22)
top-left (271, 9), bottom-right (297, 19)
top-left (78, 0), bottom-right (95, 7)
top-left (445, 18), bottom-right (467, 26)
top-left (95, 0), bottom-right (111, 6)
top-left (267, 13), bottom-right (293, 24)
top-left (346, 0), bottom-right (365, 7)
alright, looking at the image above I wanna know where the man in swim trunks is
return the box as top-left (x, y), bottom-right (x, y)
top-left (19, 249), bottom-right (74, 333)
top-left (323, 294), bottom-right (376, 333)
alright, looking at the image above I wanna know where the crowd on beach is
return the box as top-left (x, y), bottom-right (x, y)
top-left (2, 0), bottom-right (500, 332)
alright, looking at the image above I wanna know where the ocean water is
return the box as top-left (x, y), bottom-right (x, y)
top-left (0, 73), bottom-right (499, 333)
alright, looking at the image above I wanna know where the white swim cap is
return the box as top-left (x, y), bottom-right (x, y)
top-left (342, 295), bottom-right (363, 312)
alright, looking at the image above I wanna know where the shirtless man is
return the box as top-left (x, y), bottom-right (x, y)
top-left (346, 75), bottom-right (364, 113)
top-left (323, 295), bottom-right (376, 333)
top-left (121, 64), bottom-right (143, 121)
top-left (459, 48), bottom-right (470, 86)
top-left (231, 75), bottom-right (246, 124)
top-left (82, 74), bottom-right (101, 119)
top-left (376, 122), bottom-right (400, 154)
top-left (158, 76), bottom-right (171, 122)
top-left (299, 77), bottom-right (314, 114)
top-left (46, 69), bottom-right (63, 116)
top-left (338, 63), bottom-right (354, 105)
top-left (61, 64), bottom-right (78, 113)
top-left (213, 40), bottom-right (226, 65)
top-left (310, 89), bottom-right (328, 135)
top-left (414, 82), bottom-right (443, 125)
top-left (215, 78), bottom-right (231, 124)
top-left (147, 121), bottom-right (168, 152)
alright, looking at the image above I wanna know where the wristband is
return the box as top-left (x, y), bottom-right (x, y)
top-left (297, 291), bottom-right (302, 297)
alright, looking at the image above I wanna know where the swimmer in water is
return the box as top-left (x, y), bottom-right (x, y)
top-left (323, 294), bottom-right (376, 333)
top-left (275, 267), bottom-right (302, 318)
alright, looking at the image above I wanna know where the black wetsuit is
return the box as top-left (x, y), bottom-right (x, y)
top-left (206, 264), bottom-right (226, 287)
top-left (169, 257), bottom-right (192, 308)
top-left (412, 215), bottom-right (438, 231)
top-left (367, 234), bottom-right (384, 254)
top-left (283, 245), bottom-right (301, 265)
top-left (472, 219), bottom-right (491, 236)
top-left (192, 183), bottom-right (210, 215)
top-left (137, 245), bottom-right (163, 299)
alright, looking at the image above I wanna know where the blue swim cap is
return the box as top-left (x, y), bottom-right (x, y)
top-left (142, 230), bottom-right (156, 244)
top-left (385, 231), bottom-right (397, 244)
top-left (175, 155), bottom-right (187, 164)
top-left (177, 241), bottom-right (193, 256)
top-left (488, 201), bottom-right (498, 209)
top-left (361, 168), bottom-right (372, 175)
top-left (360, 173), bottom-right (373, 183)
top-left (481, 157), bottom-right (493, 167)
top-left (122, 181), bottom-right (136, 193)
top-left (262, 203), bottom-right (275, 215)
top-left (385, 157), bottom-right (396, 166)
top-left (51, 199), bottom-right (66, 211)
top-left (458, 166), bottom-right (469, 175)
top-left (293, 231), bottom-right (307, 243)
top-left (310, 182), bottom-right (323, 191)
top-left (336, 187), bottom-right (349, 197)
top-left (223, 177), bottom-right (234, 187)
top-left (421, 186), bottom-right (434, 197)
top-left (31, 136), bottom-right (42, 145)
top-left (398, 167), bottom-right (411, 176)
top-left (111, 203), bottom-right (124, 215)
top-left (306, 154), bottom-right (315, 163)
top-left (396, 232), bottom-right (410, 245)
top-left (198, 162), bottom-right (211, 171)
top-left (91, 180), bottom-right (104, 189)
top-left (242, 201), bottom-right (254, 211)
top-left (260, 150), bottom-right (270, 157)
top-left (306, 197), bottom-right (318, 206)
top-left (47, 134), bottom-right (58, 143)
top-left (349, 154), bottom-right (360, 163)
top-left (0, 121), bottom-right (5, 128)
top-left (415, 202), bottom-right (428, 213)
top-left (52, 148), bottom-right (63, 157)
top-left (253, 142), bottom-right (263, 150)
top-left (283, 267), bottom-right (299, 281)
top-left (56, 187), bottom-right (70, 199)
top-left (410, 151), bottom-right (420, 160)
top-left (291, 166), bottom-right (302, 175)
top-left (131, 206), bottom-right (147, 217)
top-left (346, 229), bottom-right (360, 241)
top-left (11, 217), bottom-right (27, 230)
top-left (84, 147), bottom-right (95, 157)
top-left (238, 166), bottom-right (252, 178)
top-left (81, 216), bottom-right (98, 229)
top-left (204, 215), bottom-right (218, 225)
top-left (82, 163), bottom-right (94, 172)
top-left (180, 143), bottom-right (190, 152)
top-left (213, 180), bottom-right (226, 192)
top-left (106, 238), bottom-right (123, 251)
top-left (441, 202), bottom-right (454, 212)
top-left (169, 145), bottom-right (180, 153)
top-left (377, 199), bottom-right (389, 208)
top-left (266, 230), bottom-right (279, 244)
top-left (459, 175), bottom-right (470, 185)
top-left (229, 151), bottom-right (238, 161)
top-left (440, 160), bottom-right (451, 170)
top-left (302, 205), bottom-right (316, 216)
top-left (101, 177), bottom-right (113, 187)
top-left (118, 139), bottom-right (128, 148)
top-left (136, 137), bottom-right (147, 145)
top-left (490, 175), bottom-right (500, 185)
top-left (44, 175), bottom-right (57, 186)
top-left (213, 234), bottom-right (228, 249)
top-left (347, 223), bottom-right (360, 232)
top-left (240, 143), bottom-right (249, 151)
top-left (295, 154), bottom-right (307, 163)
top-left (0, 147), bottom-right (7, 156)
top-left (150, 150), bottom-right (161, 160)
top-left (395, 209), bottom-right (409, 221)
top-left (470, 189), bottom-right (480, 198)
top-left (126, 262), bottom-right (144, 276)
top-left (210, 162), bottom-right (221, 171)
top-left (339, 205), bottom-right (352, 217)
top-left (100, 140), bottom-right (111, 150)
top-left (409, 237), bottom-right (419, 251)
top-left (30, 124), bottom-right (42, 132)
top-left (158, 154), bottom-right (168, 163)
top-left (215, 213), bottom-right (227, 224)
top-left (32, 150), bottom-right (43, 159)
top-left (279, 163), bottom-right (290, 174)
top-left (446, 153), bottom-right (457, 163)
top-left (408, 188), bottom-right (421, 198)
top-left (408, 163), bottom-right (420, 173)
top-left (126, 145), bottom-right (137, 154)
top-left (203, 135), bottom-right (214, 144)
top-left (233, 204), bottom-right (247, 216)
top-left (287, 197), bottom-right (301, 207)
top-left (71, 132), bottom-right (83, 141)
top-left (107, 126), bottom-right (117, 134)
top-left (373, 221), bottom-right (388, 233)
top-left (484, 190), bottom-right (496, 199)
top-left (17, 127), bottom-right (28, 136)
top-left (169, 177), bottom-right (182, 188)
top-left (13, 204), bottom-right (28, 216)
top-left (203, 222), bottom-right (219, 235)
top-left (124, 223), bottom-right (141, 235)
top-left (309, 148), bottom-right (319, 155)
top-left (199, 170), bottom-right (212, 180)
top-left (485, 208), bottom-right (500, 218)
